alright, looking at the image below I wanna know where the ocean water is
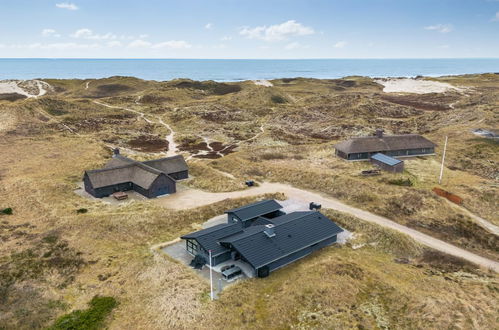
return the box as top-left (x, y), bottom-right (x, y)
top-left (0, 58), bottom-right (498, 81)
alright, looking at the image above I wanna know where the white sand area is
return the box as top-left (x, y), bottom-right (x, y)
top-left (253, 79), bottom-right (273, 87)
top-left (0, 79), bottom-right (51, 98)
top-left (375, 78), bottom-right (464, 94)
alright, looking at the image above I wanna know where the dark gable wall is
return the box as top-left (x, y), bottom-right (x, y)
top-left (147, 174), bottom-right (176, 198)
top-left (83, 173), bottom-right (96, 197)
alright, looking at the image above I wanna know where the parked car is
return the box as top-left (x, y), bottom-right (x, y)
top-left (222, 265), bottom-right (242, 280)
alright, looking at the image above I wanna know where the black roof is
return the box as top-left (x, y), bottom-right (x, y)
top-left (225, 199), bottom-right (283, 221)
top-left (371, 153), bottom-right (402, 166)
top-left (220, 211), bottom-right (343, 269)
top-left (181, 223), bottom-right (242, 256)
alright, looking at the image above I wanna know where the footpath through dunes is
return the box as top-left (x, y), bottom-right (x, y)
top-left (156, 182), bottom-right (499, 272)
top-left (93, 100), bottom-right (179, 157)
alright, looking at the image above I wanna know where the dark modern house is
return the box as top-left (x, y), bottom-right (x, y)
top-left (334, 129), bottom-right (436, 161)
top-left (83, 149), bottom-right (188, 198)
top-left (370, 153), bottom-right (404, 173)
top-left (181, 200), bottom-right (343, 278)
top-left (225, 199), bottom-right (285, 228)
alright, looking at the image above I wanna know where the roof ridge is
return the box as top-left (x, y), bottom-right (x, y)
top-left (225, 199), bottom-right (274, 213)
top-left (85, 162), bottom-right (138, 174)
top-left (143, 154), bottom-right (184, 162)
top-left (223, 211), bottom-right (319, 243)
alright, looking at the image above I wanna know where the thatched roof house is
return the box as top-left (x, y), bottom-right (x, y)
top-left (83, 150), bottom-right (188, 198)
top-left (334, 129), bottom-right (436, 160)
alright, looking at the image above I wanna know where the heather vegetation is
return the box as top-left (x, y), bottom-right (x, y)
top-left (0, 74), bottom-right (497, 329)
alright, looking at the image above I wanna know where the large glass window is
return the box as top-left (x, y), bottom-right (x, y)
top-left (186, 239), bottom-right (199, 255)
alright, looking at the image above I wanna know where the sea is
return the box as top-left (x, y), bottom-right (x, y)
top-left (1, 58), bottom-right (498, 82)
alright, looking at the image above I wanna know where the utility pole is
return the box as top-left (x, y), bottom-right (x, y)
top-left (209, 250), bottom-right (214, 301)
top-left (439, 136), bottom-right (448, 185)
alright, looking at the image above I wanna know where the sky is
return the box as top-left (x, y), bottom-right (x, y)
top-left (0, 0), bottom-right (498, 59)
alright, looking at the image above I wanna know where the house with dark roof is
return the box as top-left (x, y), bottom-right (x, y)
top-left (225, 199), bottom-right (285, 228)
top-left (181, 200), bottom-right (343, 278)
top-left (334, 129), bottom-right (436, 161)
top-left (83, 149), bottom-right (188, 198)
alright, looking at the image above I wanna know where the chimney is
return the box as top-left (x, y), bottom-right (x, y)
top-left (375, 129), bottom-right (384, 138)
top-left (113, 148), bottom-right (120, 157)
top-left (264, 224), bottom-right (276, 238)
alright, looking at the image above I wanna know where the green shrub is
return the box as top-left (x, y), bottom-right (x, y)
top-left (76, 208), bottom-right (88, 214)
top-left (260, 152), bottom-right (287, 160)
top-left (271, 95), bottom-right (287, 104)
top-left (1, 208), bottom-right (13, 215)
top-left (387, 178), bottom-right (413, 186)
top-left (49, 296), bottom-right (117, 330)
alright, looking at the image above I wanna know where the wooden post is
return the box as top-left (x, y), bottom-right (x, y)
top-left (209, 250), bottom-right (214, 301)
top-left (439, 136), bottom-right (448, 185)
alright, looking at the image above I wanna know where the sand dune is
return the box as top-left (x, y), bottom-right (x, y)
top-left (376, 78), bottom-right (464, 94)
top-left (0, 79), bottom-right (51, 98)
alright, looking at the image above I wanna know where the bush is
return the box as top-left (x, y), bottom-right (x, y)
top-left (76, 208), bottom-right (88, 214)
top-left (387, 178), bottom-right (413, 186)
top-left (260, 152), bottom-right (287, 160)
top-left (271, 95), bottom-right (287, 104)
top-left (1, 208), bottom-right (13, 215)
top-left (49, 296), bottom-right (117, 330)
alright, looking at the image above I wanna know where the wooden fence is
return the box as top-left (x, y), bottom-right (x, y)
top-left (432, 187), bottom-right (463, 205)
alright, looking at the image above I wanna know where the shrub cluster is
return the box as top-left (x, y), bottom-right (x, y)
top-left (1, 207), bottom-right (13, 215)
top-left (49, 296), bottom-right (118, 330)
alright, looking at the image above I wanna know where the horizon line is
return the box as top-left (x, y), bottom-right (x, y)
top-left (1, 57), bottom-right (499, 60)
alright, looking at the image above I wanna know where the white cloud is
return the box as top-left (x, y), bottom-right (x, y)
top-left (42, 28), bottom-right (61, 37)
top-left (128, 39), bottom-right (191, 49)
top-left (493, 12), bottom-right (499, 21)
top-left (439, 44), bottom-right (450, 49)
top-left (6, 42), bottom-right (99, 50)
top-left (221, 36), bottom-right (232, 41)
top-left (71, 28), bottom-right (117, 40)
top-left (55, 2), bottom-right (78, 10)
top-left (107, 41), bottom-right (123, 48)
top-left (151, 40), bottom-right (192, 49)
top-left (284, 42), bottom-right (309, 50)
top-left (128, 39), bottom-right (152, 48)
top-left (334, 41), bottom-right (347, 48)
top-left (239, 20), bottom-right (315, 41)
top-left (424, 24), bottom-right (453, 33)
top-left (205, 23), bottom-right (213, 29)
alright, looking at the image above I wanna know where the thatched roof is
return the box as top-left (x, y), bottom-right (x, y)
top-left (85, 163), bottom-right (164, 189)
top-left (85, 153), bottom-right (187, 189)
top-left (142, 155), bottom-right (188, 174)
top-left (334, 134), bottom-right (436, 154)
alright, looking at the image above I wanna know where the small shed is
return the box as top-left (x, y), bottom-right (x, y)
top-left (370, 153), bottom-right (404, 173)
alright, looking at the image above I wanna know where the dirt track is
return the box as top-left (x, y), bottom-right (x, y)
top-left (156, 182), bottom-right (499, 272)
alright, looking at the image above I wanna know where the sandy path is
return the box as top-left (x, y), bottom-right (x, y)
top-left (446, 201), bottom-right (499, 235)
top-left (375, 78), bottom-right (463, 94)
top-left (93, 100), bottom-right (179, 157)
top-left (0, 79), bottom-right (50, 98)
top-left (253, 80), bottom-right (273, 87)
top-left (156, 182), bottom-right (499, 272)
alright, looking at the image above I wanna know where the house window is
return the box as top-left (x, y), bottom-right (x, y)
top-left (186, 239), bottom-right (199, 255)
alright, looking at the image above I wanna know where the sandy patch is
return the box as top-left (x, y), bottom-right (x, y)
top-left (0, 79), bottom-right (51, 98)
top-left (375, 78), bottom-right (463, 94)
top-left (253, 79), bottom-right (273, 87)
top-left (0, 110), bottom-right (16, 132)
